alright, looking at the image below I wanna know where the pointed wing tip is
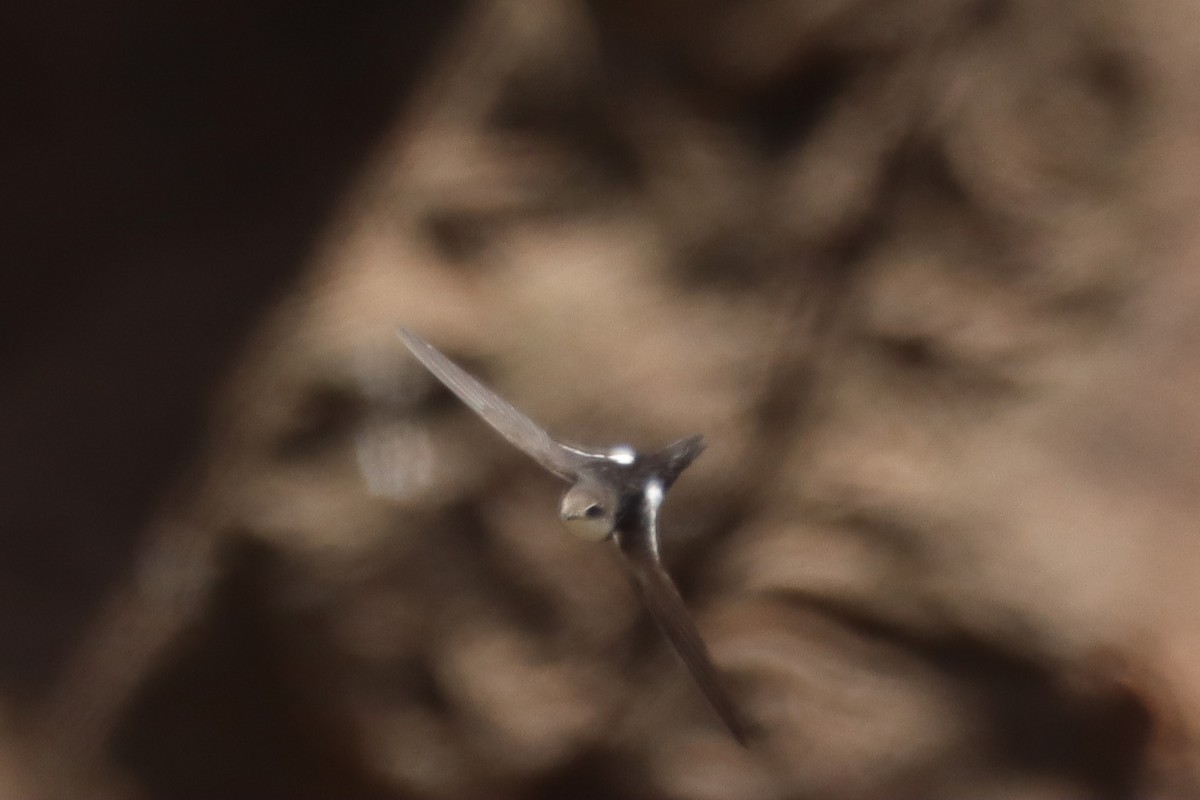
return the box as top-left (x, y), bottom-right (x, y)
top-left (709, 683), bottom-right (753, 747)
top-left (652, 433), bottom-right (707, 484)
top-left (677, 432), bottom-right (706, 457)
top-left (395, 325), bottom-right (422, 349)
top-left (707, 680), bottom-right (753, 747)
top-left (726, 714), bottom-right (753, 748)
top-left (396, 327), bottom-right (441, 365)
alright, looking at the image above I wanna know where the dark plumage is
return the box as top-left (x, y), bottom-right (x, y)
top-left (397, 327), bottom-right (747, 745)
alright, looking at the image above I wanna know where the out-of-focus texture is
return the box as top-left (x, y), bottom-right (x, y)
top-left (8, 0), bottom-right (1200, 797)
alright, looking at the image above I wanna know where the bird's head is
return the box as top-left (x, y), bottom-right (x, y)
top-left (559, 482), bottom-right (618, 541)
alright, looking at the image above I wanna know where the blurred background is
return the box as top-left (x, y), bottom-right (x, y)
top-left (5, 0), bottom-right (1200, 797)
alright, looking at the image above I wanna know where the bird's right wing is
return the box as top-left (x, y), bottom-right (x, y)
top-left (397, 327), bottom-right (592, 481)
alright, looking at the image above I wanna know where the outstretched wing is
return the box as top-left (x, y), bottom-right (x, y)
top-left (650, 434), bottom-right (706, 488)
top-left (397, 327), bottom-right (590, 481)
top-left (618, 507), bottom-right (749, 745)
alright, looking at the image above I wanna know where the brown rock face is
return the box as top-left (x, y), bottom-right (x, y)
top-left (8, 1), bottom-right (1200, 798)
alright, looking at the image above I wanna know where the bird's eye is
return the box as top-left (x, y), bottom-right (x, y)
top-left (562, 502), bottom-right (612, 542)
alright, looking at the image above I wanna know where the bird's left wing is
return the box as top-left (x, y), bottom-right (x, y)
top-left (397, 327), bottom-right (592, 481)
top-left (618, 526), bottom-right (749, 745)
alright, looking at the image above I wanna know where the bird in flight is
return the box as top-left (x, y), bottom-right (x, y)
top-left (396, 327), bottom-right (748, 745)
